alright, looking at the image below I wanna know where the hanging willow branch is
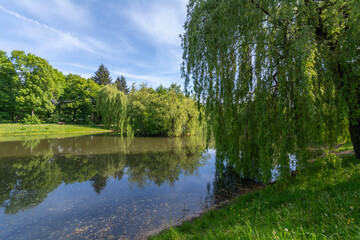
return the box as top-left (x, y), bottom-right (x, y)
top-left (182, 0), bottom-right (359, 181)
top-left (97, 85), bottom-right (129, 135)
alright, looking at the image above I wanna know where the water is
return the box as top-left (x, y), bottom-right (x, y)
top-left (0, 134), bottom-right (256, 239)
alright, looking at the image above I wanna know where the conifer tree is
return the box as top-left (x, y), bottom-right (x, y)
top-left (91, 64), bottom-right (112, 85)
top-left (115, 75), bottom-right (129, 94)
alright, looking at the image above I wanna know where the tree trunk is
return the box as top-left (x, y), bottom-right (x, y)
top-left (349, 119), bottom-right (360, 159)
top-left (31, 109), bottom-right (34, 117)
top-left (15, 114), bottom-right (20, 123)
top-left (73, 109), bottom-right (77, 123)
top-left (346, 82), bottom-right (360, 159)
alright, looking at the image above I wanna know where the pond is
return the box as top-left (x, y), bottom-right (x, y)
top-left (0, 134), bottom-right (257, 239)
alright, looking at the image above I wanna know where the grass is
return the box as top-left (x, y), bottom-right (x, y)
top-left (336, 142), bottom-right (355, 152)
top-left (152, 153), bottom-right (360, 239)
top-left (0, 123), bottom-right (112, 136)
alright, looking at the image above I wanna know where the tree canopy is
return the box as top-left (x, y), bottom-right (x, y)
top-left (59, 74), bottom-right (100, 123)
top-left (97, 84), bottom-right (128, 133)
top-left (128, 84), bottom-right (202, 136)
top-left (182, 0), bottom-right (360, 181)
top-left (0, 50), bottom-right (202, 137)
top-left (0, 51), bottom-right (18, 121)
top-left (11, 50), bottom-right (64, 118)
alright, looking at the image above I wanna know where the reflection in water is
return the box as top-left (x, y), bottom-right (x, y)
top-left (0, 135), bottom-right (258, 239)
top-left (0, 136), bottom-right (207, 214)
top-left (210, 164), bottom-right (258, 205)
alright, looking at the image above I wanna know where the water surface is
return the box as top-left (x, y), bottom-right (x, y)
top-left (0, 134), bottom-right (256, 239)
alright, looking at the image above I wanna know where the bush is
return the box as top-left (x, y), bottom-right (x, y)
top-left (48, 112), bottom-right (62, 123)
top-left (22, 114), bottom-right (42, 124)
top-left (321, 151), bottom-right (342, 169)
top-left (0, 112), bottom-right (10, 123)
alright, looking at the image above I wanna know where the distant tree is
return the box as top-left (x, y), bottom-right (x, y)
top-left (130, 82), bottom-right (137, 93)
top-left (0, 51), bottom-right (19, 122)
top-left (115, 75), bottom-right (129, 94)
top-left (156, 85), bottom-right (167, 95)
top-left (96, 85), bottom-right (128, 133)
top-left (11, 50), bottom-right (62, 118)
top-left (168, 83), bottom-right (183, 96)
top-left (59, 74), bottom-right (100, 123)
top-left (128, 85), bottom-right (201, 136)
top-left (91, 64), bottom-right (112, 85)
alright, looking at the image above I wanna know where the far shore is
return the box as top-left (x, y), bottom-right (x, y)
top-left (0, 123), bottom-right (112, 137)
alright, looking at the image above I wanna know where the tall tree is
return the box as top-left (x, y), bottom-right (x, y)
top-left (91, 64), bottom-right (112, 85)
top-left (182, 0), bottom-right (360, 180)
top-left (0, 51), bottom-right (19, 122)
top-left (115, 75), bottom-right (129, 94)
top-left (59, 74), bottom-right (100, 123)
top-left (11, 50), bottom-right (62, 118)
top-left (96, 85), bottom-right (128, 132)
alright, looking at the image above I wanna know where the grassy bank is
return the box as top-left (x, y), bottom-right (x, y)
top-left (153, 151), bottom-right (360, 239)
top-left (0, 124), bottom-right (112, 136)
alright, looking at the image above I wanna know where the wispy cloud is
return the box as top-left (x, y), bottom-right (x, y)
top-left (113, 69), bottom-right (172, 86)
top-left (7, 0), bottom-right (91, 28)
top-left (0, 5), bottom-right (108, 54)
top-left (0, 0), bottom-right (187, 88)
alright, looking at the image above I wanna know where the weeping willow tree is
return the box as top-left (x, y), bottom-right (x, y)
top-left (182, 0), bottom-right (360, 181)
top-left (96, 85), bottom-right (129, 134)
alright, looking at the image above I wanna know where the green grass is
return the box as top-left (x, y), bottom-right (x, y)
top-left (0, 123), bottom-right (112, 136)
top-left (336, 142), bottom-right (354, 152)
top-left (152, 154), bottom-right (360, 239)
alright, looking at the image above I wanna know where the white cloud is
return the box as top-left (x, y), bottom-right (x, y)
top-left (0, 0), bottom-right (187, 88)
top-left (125, 0), bottom-right (186, 46)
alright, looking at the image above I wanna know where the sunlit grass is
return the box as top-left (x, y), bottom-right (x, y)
top-left (336, 142), bottom-right (354, 152)
top-left (152, 154), bottom-right (360, 239)
top-left (0, 123), bottom-right (111, 136)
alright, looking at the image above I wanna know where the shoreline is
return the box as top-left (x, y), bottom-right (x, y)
top-left (151, 149), bottom-right (358, 239)
top-left (145, 185), bottom-right (265, 239)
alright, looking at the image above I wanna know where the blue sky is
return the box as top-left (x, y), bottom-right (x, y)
top-left (0, 0), bottom-right (188, 88)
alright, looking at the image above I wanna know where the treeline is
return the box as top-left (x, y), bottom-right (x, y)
top-left (0, 50), bottom-right (202, 136)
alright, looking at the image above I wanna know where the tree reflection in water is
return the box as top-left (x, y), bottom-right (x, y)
top-left (0, 134), bottom-right (260, 218)
top-left (0, 135), bottom-right (208, 214)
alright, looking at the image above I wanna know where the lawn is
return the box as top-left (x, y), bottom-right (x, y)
top-left (0, 124), bottom-right (112, 136)
top-left (152, 151), bottom-right (360, 239)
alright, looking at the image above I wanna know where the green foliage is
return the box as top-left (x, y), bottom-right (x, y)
top-left (115, 75), bottom-right (129, 94)
top-left (321, 151), bottom-right (342, 170)
top-left (97, 85), bottom-right (129, 134)
top-left (0, 50), bottom-right (203, 133)
top-left (91, 63), bottom-right (112, 85)
top-left (182, 0), bottom-right (360, 181)
top-left (128, 84), bottom-right (202, 136)
top-left (0, 51), bottom-right (19, 122)
top-left (22, 114), bottom-right (42, 125)
top-left (11, 50), bottom-right (63, 118)
top-left (59, 74), bottom-right (100, 123)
